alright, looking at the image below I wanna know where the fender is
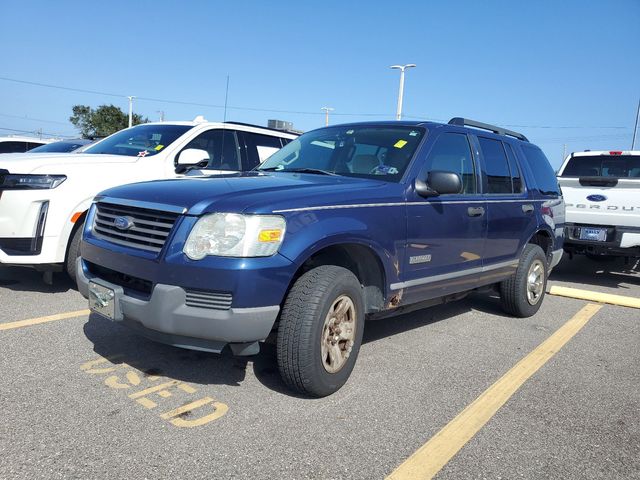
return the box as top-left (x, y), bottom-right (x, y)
top-left (278, 209), bottom-right (405, 293)
top-left (55, 195), bottom-right (95, 261)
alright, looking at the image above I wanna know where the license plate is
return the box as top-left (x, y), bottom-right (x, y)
top-left (579, 227), bottom-right (607, 242)
top-left (89, 281), bottom-right (116, 320)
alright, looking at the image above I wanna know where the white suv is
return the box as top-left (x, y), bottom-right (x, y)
top-left (0, 119), bottom-right (296, 281)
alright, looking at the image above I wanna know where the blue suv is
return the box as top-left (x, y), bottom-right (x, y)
top-left (78, 118), bottom-right (565, 397)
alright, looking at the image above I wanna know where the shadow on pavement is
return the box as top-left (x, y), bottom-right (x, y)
top-left (83, 298), bottom-right (480, 398)
top-left (0, 266), bottom-right (75, 293)
top-left (550, 255), bottom-right (639, 291)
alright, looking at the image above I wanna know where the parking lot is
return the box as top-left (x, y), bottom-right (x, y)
top-left (0, 256), bottom-right (638, 479)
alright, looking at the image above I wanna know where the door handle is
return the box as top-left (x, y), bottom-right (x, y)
top-left (522, 204), bottom-right (534, 214)
top-left (467, 206), bottom-right (485, 217)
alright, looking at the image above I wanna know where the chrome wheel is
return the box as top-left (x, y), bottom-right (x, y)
top-left (321, 295), bottom-right (356, 374)
top-left (526, 259), bottom-right (545, 305)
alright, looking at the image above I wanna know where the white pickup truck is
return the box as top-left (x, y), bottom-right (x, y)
top-left (557, 150), bottom-right (640, 261)
top-left (0, 119), bottom-right (296, 282)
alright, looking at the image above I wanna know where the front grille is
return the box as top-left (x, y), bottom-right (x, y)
top-left (185, 289), bottom-right (233, 310)
top-left (93, 202), bottom-right (179, 253)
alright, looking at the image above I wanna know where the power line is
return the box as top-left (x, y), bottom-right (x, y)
top-left (0, 112), bottom-right (71, 126)
top-left (0, 75), bottom-right (633, 129)
top-left (0, 126), bottom-right (75, 138)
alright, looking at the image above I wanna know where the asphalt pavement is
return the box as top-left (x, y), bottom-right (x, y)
top-left (0, 256), bottom-right (638, 479)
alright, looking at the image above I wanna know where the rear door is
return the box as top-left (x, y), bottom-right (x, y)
top-left (475, 136), bottom-right (536, 266)
top-left (403, 131), bottom-right (486, 302)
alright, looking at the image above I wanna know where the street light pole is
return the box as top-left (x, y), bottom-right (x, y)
top-left (390, 64), bottom-right (416, 120)
top-left (632, 98), bottom-right (640, 150)
top-left (321, 106), bottom-right (334, 126)
top-left (127, 96), bottom-right (136, 128)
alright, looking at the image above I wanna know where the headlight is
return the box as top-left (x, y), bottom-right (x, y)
top-left (183, 213), bottom-right (286, 260)
top-left (0, 174), bottom-right (67, 190)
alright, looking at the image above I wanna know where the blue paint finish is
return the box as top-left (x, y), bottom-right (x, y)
top-left (82, 120), bottom-right (565, 319)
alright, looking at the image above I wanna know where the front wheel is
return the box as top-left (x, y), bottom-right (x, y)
top-left (65, 220), bottom-right (84, 284)
top-left (500, 244), bottom-right (548, 318)
top-left (276, 265), bottom-right (364, 397)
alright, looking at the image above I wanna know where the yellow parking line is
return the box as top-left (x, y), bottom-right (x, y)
top-left (0, 309), bottom-right (90, 331)
top-left (549, 286), bottom-right (640, 309)
top-left (387, 303), bottom-right (602, 480)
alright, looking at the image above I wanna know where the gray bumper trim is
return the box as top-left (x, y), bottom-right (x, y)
top-left (77, 258), bottom-right (280, 349)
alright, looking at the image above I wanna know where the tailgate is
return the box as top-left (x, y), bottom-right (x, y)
top-left (558, 177), bottom-right (640, 228)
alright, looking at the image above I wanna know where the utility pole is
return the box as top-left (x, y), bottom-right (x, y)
top-left (321, 107), bottom-right (334, 126)
top-left (157, 111), bottom-right (165, 122)
top-left (127, 96), bottom-right (136, 127)
top-left (632, 98), bottom-right (640, 150)
top-left (562, 144), bottom-right (567, 162)
top-left (390, 64), bottom-right (416, 120)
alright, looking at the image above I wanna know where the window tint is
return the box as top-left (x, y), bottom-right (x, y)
top-left (504, 143), bottom-right (524, 193)
top-left (521, 145), bottom-right (560, 196)
top-left (424, 132), bottom-right (476, 194)
top-left (243, 132), bottom-right (285, 168)
top-left (478, 137), bottom-right (513, 194)
top-left (182, 129), bottom-right (241, 171)
top-left (0, 141), bottom-right (29, 153)
top-left (26, 142), bottom-right (45, 151)
top-left (561, 155), bottom-right (640, 178)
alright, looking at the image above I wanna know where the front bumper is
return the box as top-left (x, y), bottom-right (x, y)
top-left (77, 258), bottom-right (280, 354)
top-left (564, 223), bottom-right (640, 257)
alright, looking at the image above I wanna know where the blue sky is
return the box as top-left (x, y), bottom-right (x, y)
top-left (1, 0), bottom-right (638, 167)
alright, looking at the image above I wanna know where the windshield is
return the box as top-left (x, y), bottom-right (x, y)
top-left (29, 140), bottom-right (89, 153)
top-left (84, 124), bottom-right (192, 157)
top-left (561, 155), bottom-right (640, 178)
top-left (257, 125), bottom-right (425, 182)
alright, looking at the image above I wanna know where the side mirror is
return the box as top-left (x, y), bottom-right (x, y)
top-left (177, 148), bottom-right (209, 166)
top-left (415, 170), bottom-right (463, 197)
top-left (175, 148), bottom-right (210, 174)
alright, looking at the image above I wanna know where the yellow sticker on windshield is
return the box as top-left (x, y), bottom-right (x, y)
top-left (155, 144), bottom-right (164, 151)
top-left (394, 140), bottom-right (408, 148)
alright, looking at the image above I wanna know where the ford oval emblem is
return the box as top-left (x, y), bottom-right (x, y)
top-left (113, 216), bottom-right (134, 230)
top-left (586, 194), bottom-right (607, 202)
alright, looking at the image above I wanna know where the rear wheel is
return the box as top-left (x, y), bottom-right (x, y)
top-left (65, 220), bottom-right (84, 284)
top-left (276, 265), bottom-right (364, 397)
top-left (500, 244), bottom-right (547, 317)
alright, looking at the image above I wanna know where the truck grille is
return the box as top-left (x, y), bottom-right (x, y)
top-left (93, 202), bottom-right (179, 253)
top-left (185, 289), bottom-right (233, 310)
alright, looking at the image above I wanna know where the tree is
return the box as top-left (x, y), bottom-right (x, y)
top-left (69, 104), bottom-right (147, 138)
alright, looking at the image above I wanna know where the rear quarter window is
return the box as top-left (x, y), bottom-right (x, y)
top-left (520, 145), bottom-right (560, 196)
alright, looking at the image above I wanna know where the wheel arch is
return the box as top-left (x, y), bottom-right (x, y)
top-left (287, 241), bottom-right (389, 315)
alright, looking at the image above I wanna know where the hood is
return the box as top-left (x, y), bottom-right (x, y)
top-left (0, 153), bottom-right (138, 174)
top-left (97, 172), bottom-right (395, 216)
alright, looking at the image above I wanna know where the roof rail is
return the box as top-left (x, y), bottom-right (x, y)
top-left (224, 121), bottom-right (298, 135)
top-left (448, 117), bottom-right (529, 142)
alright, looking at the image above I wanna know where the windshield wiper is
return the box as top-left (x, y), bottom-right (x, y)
top-left (284, 168), bottom-right (338, 176)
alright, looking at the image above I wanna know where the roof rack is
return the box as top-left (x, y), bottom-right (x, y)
top-left (448, 117), bottom-right (529, 142)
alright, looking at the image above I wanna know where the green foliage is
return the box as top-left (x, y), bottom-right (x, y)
top-left (69, 104), bottom-right (147, 138)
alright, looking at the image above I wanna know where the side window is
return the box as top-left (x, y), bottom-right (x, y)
top-left (504, 143), bottom-right (524, 193)
top-left (181, 129), bottom-right (241, 171)
top-left (520, 145), bottom-right (560, 196)
top-left (424, 132), bottom-right (476, 194)
top-left (0, 141), bottom-right (28, 153)
top-left (244, 133), bottom-right (284, 168)
top-left (26, 142), bottom-right (45, 151)
top-left (478, 137), bottom-right (512, 194)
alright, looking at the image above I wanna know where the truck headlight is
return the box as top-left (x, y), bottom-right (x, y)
top-left (183, 213), bottom-right (286, 260)
top-left (0, 174), bottom-right (67, 190)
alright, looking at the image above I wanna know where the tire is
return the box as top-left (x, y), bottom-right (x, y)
top-left (276, 265), bottom-right (365, 397)
top-left (65, 220), bottom-right (84, 284)
top-left (500, 244), bottom-right (547, 318)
